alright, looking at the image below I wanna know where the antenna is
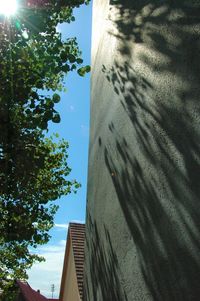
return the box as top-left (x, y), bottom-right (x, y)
top-left (51, 284), bottom-right (55, 298)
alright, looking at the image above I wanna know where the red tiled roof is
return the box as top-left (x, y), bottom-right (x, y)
top-left (17, 280), bottom-right (48, 301)
top-left (69, 223), bottom-right (85, 300)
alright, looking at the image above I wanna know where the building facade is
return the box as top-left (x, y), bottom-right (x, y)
top-left (84, 0), bottom-right (200, 300)
top-left (60, 223), bottom-right (85, 301)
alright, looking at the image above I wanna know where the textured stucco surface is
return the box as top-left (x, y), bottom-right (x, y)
top-left (84, 1), bottom-right (200, 300)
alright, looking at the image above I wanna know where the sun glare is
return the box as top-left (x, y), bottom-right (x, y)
top-left (0, 0), bottom-right (17, 16)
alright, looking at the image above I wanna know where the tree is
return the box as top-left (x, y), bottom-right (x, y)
top-left (0, 0), bottom-right (90, 295)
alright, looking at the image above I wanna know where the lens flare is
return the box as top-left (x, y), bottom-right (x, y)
top-left (0, 0), bottom-right (17, 16)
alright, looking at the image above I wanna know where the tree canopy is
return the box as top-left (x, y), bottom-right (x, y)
top-left (0, 0), bottom-right (90, 297)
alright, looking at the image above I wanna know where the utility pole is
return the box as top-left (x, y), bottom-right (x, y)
top-left (51, 284), bottom-right (55, 299)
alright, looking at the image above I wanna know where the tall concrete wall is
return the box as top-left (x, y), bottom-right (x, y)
top-left (84, 1), bottom-right (200, 300)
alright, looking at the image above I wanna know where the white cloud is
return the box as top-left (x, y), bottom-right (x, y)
top-left (69, 105), bottom-right (75, 112)
top-left (54, 223), bottom-right (69, 230)
top-left (27, 240), bottom-right (66, 298)
top-left (71, 219), bottom-right (85, 224)
top-left (59, 239), bottom-right (67, 246)
top-left (27, 221), bottom-right (85, 297)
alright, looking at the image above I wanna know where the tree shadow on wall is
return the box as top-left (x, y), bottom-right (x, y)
top-left (84, 212), bottom-right (128, 301)
top-left (102, 1), bottom-right (200, 300)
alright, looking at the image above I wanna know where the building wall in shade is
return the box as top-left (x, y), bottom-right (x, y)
top-left (84, 0), bottom-right (200, 300)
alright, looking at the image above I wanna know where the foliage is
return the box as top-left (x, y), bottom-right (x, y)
top-left (0, 0), bottom-right (90, 295)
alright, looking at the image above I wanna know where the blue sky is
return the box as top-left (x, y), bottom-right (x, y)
top-left (28, 2), bottom-right (92, 297)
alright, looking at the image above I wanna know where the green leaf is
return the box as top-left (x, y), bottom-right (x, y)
top-left (40, 121), bottom-right (48, 130)
top-left (77, 65), bottom-right (91, 76)
top-left (44, 111), bottom-right (53, 121)
top-left (85, 65), bottom-right (91, 72)
top-left (61, 65), bottom-right (70, 72)
top-left (46, 99), bottom-right (54, 108)
top-left (60, 51), bottom-right (68, 62)
top-left (30, 91), bottom-right (39, 100)
top-left (68, 54), bottom-right (76, 63)
top-left (52, 113), bottom-right (61, 123)
top-left (77, 58), bottom-right (83, 64)
top-left (52, 93), bottom-right (61, 103)
top-left (30, 100), bottom-right (35, 109)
